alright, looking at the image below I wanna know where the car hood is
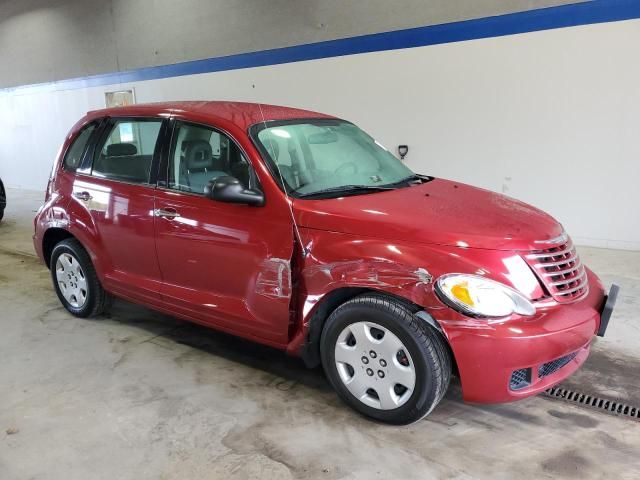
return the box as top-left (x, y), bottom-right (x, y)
top-left (293, 178), bottom-right (563, 251)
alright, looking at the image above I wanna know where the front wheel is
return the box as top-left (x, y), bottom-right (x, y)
top-left (320, 294), bottom-right (451, 424)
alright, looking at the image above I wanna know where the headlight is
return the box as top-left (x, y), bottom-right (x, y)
top-left (436, 274), bottom-right (536, 318)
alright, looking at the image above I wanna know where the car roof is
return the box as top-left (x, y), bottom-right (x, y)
top-left (86, 101), bottom-right (335, 130)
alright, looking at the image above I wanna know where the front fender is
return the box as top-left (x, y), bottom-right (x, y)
top-left (287, 227), bottom-right (544, 358)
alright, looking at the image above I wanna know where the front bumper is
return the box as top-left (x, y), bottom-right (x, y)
top-left (436, 269), bottom-right (614, 404)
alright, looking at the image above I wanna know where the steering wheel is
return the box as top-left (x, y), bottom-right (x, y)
top-left (334, 162), bottom-right (359, 175)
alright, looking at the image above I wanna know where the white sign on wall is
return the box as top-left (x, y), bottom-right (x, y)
top-left (104, 89), bottom-right (136, 108)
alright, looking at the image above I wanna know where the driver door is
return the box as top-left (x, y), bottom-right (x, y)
top-left (153, 120), bottom-right (294, 346)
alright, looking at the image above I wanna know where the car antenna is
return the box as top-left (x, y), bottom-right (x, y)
top-left (257, 101), bottom-right (309, 257)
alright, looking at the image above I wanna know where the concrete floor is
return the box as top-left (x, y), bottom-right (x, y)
top-left (1, 187), bottom-right (639, 480)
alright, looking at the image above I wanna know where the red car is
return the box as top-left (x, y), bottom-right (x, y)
top-left (34, 102), bottom-right (618, 424)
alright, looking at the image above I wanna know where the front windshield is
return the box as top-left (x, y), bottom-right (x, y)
top-left (253, 119), bottom-right (419, 198)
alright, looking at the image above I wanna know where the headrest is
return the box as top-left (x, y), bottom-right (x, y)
top-left (183, 140), bottom-right (213, 169)
top-left (106, 143), bottom-right (137, 156)
top-left (263, 135), bottom-right (280, 160)
top-left (276, 164), bottom-right (296, 188)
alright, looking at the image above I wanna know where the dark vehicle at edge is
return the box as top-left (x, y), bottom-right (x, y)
top-left (0, 178), bottom-right (6, 221)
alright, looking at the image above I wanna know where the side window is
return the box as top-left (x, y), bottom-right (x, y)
top-left (92, 119), bottom-right (162, 184)
top-left (168, 122), bottom-right (253, 195)
top-left (63, 124), bottom-right (97, 172)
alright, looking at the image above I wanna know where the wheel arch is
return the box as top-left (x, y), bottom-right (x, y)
top-left (42, 227), bottom-right (76, 269)
top-left (298, 287), bottom-right (455, 372)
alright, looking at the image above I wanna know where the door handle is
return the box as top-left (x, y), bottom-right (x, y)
top-left (73, 191), bottom-right (92, 201)
top-left (154, 208), bottom-right (180, 219)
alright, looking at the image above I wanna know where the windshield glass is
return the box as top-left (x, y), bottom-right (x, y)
top-left (253, 119), bottom-right (418, 198)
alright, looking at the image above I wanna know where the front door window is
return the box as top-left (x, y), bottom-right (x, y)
top-left (168, 122), bottom-right (254, 195)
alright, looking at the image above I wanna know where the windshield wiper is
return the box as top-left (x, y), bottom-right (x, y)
top-left (297, 184), bottom-right (395, 199)
top-left (385, 174), bottom-right (427, 186)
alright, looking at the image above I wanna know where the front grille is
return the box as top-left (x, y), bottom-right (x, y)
top-left (510, 368), bottom-right (531, 390)
top-left (524, 238), bottom-right (588, 303)
top-left (539, 351), bottom-right (579, 378)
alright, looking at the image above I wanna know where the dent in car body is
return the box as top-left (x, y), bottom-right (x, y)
top-left (285, 224), bottom-right (605, 405)
top-left (255, 257), bottom-right (292, 299)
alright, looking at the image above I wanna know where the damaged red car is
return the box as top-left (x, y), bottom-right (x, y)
top-left (34, 101), bottom-right (618, 424)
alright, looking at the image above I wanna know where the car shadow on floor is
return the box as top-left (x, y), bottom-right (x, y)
top-left (102, 299), bottom-right (467, 404)
top-left (101, 298), bottom-right (640, 424)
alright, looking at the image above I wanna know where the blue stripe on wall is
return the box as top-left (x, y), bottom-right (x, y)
top-left (3, 0), bottom-right (640, 95)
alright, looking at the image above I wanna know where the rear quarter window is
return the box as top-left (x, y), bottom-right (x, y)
top-left (91, 119), bottom-right (163, 184)
top-left (63, 123), bottom-right (97, 172)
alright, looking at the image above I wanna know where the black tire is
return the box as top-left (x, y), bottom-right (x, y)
top-left (320, 293), bottom-right (451, 424)
top-left (50, 238), bottom-right (111, 317)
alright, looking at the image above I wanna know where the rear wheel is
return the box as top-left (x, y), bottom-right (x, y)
top-left (50, 238), bottom-right (111, 317)
top-left (320, 294), bottom-right (451, 424)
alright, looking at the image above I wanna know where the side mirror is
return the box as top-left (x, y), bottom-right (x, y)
top-left (205, 176), bottom-right (264, 206)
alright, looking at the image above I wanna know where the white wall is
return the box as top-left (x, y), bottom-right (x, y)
top-left (1, 19), bottom-right (639, 249)
top-left (0, 0), bottom-right (582, 88)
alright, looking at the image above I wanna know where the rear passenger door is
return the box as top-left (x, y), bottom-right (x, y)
top-left (72, 117), bottom-right (167, 305)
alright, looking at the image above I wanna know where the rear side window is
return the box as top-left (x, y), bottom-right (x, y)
top-left (63, 124), bottom-right (97, 172)
top-left (92, 119), bottom-right (162, 184)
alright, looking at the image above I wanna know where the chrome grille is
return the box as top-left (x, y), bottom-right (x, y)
top-left (524, 238), bottom-right (589, 303)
